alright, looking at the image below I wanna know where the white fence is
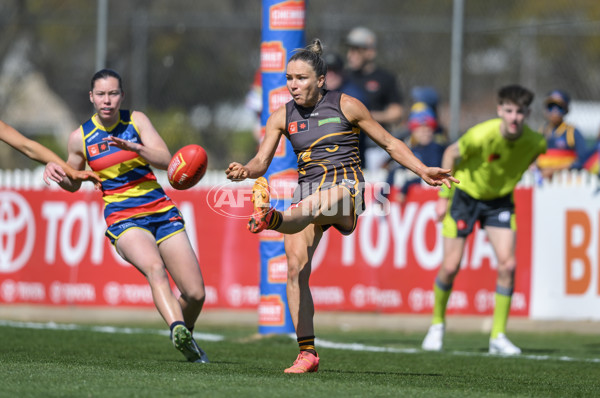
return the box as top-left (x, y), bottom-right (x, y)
top-left (1, 167), bottom-right (597, 191)
top-left (0, 168), bottom-right (235, 190)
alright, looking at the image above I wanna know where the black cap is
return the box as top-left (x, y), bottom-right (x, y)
top-left (324, 53), bottom-right (344, 72)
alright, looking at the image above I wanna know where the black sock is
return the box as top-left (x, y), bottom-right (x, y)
top-left (169, 321), bottom-right (186, 338)
top-left (268, 210), bottom-right (283, 230)
top-left (297, 335), bottom-right (316, 355)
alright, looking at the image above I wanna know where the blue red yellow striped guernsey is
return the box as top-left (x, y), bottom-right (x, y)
top-left (81, 110), bottom-right (175, 227)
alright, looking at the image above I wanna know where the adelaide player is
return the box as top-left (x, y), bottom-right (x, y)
top-left (226, 39), bottom-right (458, 373)
top-left (54, 69), bottom-right (209, 363)
top-left (0, 119), bottom-right (99, 186)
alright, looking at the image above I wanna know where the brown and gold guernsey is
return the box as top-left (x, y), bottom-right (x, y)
top-left (284, 90), bottom-right (365, 210)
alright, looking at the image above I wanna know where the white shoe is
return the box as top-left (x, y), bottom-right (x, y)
top-left (489, 333), bottom-right (521, 355)
top-left (422, 323), bottom-right (444, 351)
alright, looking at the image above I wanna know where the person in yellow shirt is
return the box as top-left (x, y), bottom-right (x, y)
top-left (422, 85), bottom-right (546, 355)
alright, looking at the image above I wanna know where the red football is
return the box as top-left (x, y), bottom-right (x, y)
top-left (167, 144), bottom-right (208, 190)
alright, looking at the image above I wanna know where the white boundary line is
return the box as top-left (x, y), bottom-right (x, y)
top-left (315, 338), bottom-right (600, 364)
top-left (2, 320), bottom-right (599, 364)
top-left (0, 319), bottom-right (224, 341)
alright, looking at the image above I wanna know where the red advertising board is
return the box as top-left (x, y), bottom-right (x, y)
top-left (0, 186), bottom-right (532, 316)
top-left (293, 186), bottom-right (531, 316)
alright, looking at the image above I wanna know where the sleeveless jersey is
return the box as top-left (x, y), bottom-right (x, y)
top-left (536, 121), bottom-right (581, 169)
top-left (284, 90), bottom-right (364, 201)
top-left (454, 118), bottom-right (546, 200)
top-left (81, 110), bottom-right (175, 227)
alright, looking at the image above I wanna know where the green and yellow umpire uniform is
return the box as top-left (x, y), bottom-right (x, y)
top-left (441, 118), bottom-right (547, 238)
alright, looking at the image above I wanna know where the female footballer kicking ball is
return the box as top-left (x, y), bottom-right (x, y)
top-left (54, 69), bottom-right (209, 363)
top-left (227, 39), bottom-right (458, 373)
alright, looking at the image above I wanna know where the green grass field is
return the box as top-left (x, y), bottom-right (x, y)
top-left (1, 320), bottom-right (599, 397)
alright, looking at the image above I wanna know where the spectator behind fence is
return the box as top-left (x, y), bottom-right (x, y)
top-left (421, 84), bottom-right (547, 356)
top-left (385, 102), bottom-right (446, 203)
top-left (411, 86), bottom-right (448, 144)
top-left (535, 90), bottom-right (588, 180)
top-left (324, 52), bottom-right (368, 107)
top-left (244, 69), bottom-right (263, 142)
top-left (346, 26), bottom-right (404, 171)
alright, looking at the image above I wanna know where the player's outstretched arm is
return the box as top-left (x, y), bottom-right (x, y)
top-left (341, 94), bottom-right (459, 189)
top-left (0, 119), bottom-right (101, 188)
top-left (226, 107), bottom-right (284, 181)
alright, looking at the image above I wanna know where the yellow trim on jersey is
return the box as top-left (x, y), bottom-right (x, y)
top-left (156, 227), bottom-right (186, 244)
top-left (99, 157), bottom-right (149, 179)
top-left (307, 130), bottom-right (355, 151)
top-left (80, 126), bottom-right (90, 162)
top-left (316, 164), bottom-right (328, 191)
top-left (103, 180), bottom-right (166, 204)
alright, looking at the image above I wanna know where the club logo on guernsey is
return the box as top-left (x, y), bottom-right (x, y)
top-left (87, 142), bottom-right (110, 158)
top-left (488, 153), bottom-right (501, 162)
top-left (288, 120), bottom-right (309, 134)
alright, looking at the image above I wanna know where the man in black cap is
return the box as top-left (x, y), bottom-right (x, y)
top-left (345, 26), bottom-right (404, 171)
top-left (324, 52), bottom-right (368, 106)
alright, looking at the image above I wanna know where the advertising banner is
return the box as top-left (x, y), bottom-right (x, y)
top-left (0, 188), bottom-right (259, 309)
top-left (0, 185), bottom-right (532, 318)
top-left (294, 186), bottom-right (532, 316)
top-left (258, 0), bottom-right (306, 333)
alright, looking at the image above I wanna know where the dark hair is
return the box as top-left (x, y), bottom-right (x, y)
top-left (497, 84), bottom-right (534, 108)
top-left (288, 39), bottom-right (327, 78)
top-left (91, 69), bottom-right (123, 91)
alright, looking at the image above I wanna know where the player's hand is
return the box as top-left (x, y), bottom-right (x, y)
top-left (43, 162), bottom-right (68, 185)
top-left (420, 167), bottom-right (459, 189)
top-left (103, 136), bottom-right (141, 153)
top-left (226, 162), bottom-right (249, 181)
top-left (70, 170), bottom-right (102, 190)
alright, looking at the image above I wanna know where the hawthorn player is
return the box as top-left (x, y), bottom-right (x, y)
top-left (227, 39), bottom-right (457, 373)
top-left (55, 69), bottom-right (209, 363)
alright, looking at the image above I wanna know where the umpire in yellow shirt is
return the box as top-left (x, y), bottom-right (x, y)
top-left (422, 85), bottom-right (547, 355)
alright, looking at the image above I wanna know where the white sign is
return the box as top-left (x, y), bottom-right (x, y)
top-left (531, 184), bottom-right (600, 320)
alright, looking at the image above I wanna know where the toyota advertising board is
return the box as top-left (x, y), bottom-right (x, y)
top-left (0, 184), bottom-right (536, 318)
